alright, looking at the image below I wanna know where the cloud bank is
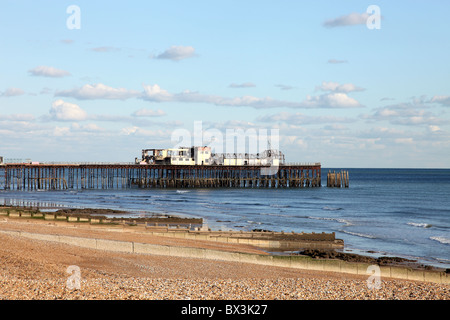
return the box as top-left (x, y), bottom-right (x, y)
top-left (29, 66), bottom-right (71, 78)
top-left (53, 82), bottom-right (364, 109)
top-left (229, 82), bottom-right (256, 88)
top-left (316, 81), bottom-right (365, 93)
top-left (141, 83), bottom-right (363, 109)
top-left (56, 83), bottom-right (140, 100)
top-left (153, 45), bottom-right (197, 61)
top-left (328, 59), bottom-right (348, 64)
top-left (323, 12), bottom-right (369, 28)
top-left (1, 87), bottom-right (25, 97)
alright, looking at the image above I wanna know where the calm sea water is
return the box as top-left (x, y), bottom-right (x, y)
top-left (1, 168), bottom-right (449, 268)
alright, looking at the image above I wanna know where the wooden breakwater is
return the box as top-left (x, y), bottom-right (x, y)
top-left (326, 170), bottom-right (349, 188)
top-left (0, 163), bottom-right (324, 190)
top-left (0, 206), bottom-right (343, 251)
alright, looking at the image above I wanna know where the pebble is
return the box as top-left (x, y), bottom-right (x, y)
top-left (0, 273), bottom-right (448, 300)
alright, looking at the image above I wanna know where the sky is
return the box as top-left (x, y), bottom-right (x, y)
top-left (0, 0), bottom-right (449, 168)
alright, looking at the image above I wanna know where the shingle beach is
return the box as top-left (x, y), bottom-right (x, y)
top-left (0, 217), bottom-right (448, 300)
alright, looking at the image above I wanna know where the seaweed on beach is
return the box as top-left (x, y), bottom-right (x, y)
top-left (53, 207), bottom-right (203, 224)
top-left (297, 249), bottom-right (418, 266)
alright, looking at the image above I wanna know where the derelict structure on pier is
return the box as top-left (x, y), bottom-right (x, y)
top-left (136, 146), bottom-right (285, 167)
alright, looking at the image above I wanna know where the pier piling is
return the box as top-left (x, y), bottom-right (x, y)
top-left (0, 163), bottom-right (335, 190)
top-left (327, 170), bottom-right (349, 188)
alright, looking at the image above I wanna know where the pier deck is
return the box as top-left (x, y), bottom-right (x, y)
top-left (0, 163), bottom-right (324, 190)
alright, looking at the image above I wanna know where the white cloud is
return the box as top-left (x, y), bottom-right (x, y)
top-left (52, 123), bottom-right (106, 137)
top-left (0, 113), bottom-right (35, 121)
top-left (1, 87), bottom-right (25, 97)
top-left (91, 46), bottom-right (121, 52)
top-left (132, 108), bottom-right (166, 117)
top-left (55, 83), bottom-right (140, 100)
top-left (328, 59), bottom-right (348, 64)
top-left (53, 126), bottom-right (71, 136)
top-left (54, 82), bottom-right (363, 109)
top-left (229, 82), bottom-right (256, 88)
top-left (323, 124), bottom-right (349, 131)
top-left (50, 99), bottom-right (88, 121)
top-left (394, 138), bottom-right (414, 145)
top-left (71, 123), bottom-right (104, 132)
top-left (154, 45), bottom-right (197, 61)
top-left (300, 93), bottom-right (363, 108)
top-left (323, 12), bottom-right (370, 28)
top-left (275, 84), bottom-right (295, 90)
top-left (428, 125), bottom-right (441, 132)
top-left (142, 84), bottom-right (173, 102)
top-left (215, 95), bottom-right (300, 108)
top-left (358, 127), bottom-right (411, 140)
top-left (120, 126), bottom-right (173, 137)
top-left (121, 126), bottom-right (139, 135)
top-left (40, 87), bottom-right (53, 95)
top-left (316, 81), bottom-right (365, 93)
top-left (141, 83), bottom-right (363, 109)
top-left (257, 112), bottom-right (355, 125)
top-left (364, 101), bottom-right (446, 126)
top-left (430, 95), bottom-right (450, 106)
top-left (29, 66), bottom-right (71, 78)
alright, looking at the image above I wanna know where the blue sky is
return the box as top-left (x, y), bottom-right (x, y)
top-left (1, 0), bottom-right (449, 167)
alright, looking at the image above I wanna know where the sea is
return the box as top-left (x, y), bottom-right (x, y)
top-left (1, 168), bottom-right (449, 269)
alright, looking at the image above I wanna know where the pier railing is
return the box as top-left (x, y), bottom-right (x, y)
top-left (38, 162), bottom-right (136, 166)
top-left (283, 162), bottom-right (321, 166)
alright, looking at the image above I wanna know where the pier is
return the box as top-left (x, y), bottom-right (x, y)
top-left (0, 163), bottom-right (324, 190)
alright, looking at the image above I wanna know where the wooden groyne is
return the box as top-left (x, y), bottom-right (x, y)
top-left (0, 163), bottom-right (324, 190)
top-left (0, 206), bottom-right (343, 251)
top-left (327, 170), bottom-right (349, 188)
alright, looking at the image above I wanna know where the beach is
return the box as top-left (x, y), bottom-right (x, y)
top-left (0, 214), bottom-right (448, 300)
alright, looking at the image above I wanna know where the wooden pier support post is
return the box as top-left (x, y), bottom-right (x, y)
top-left (327, 170), bottom-right (349, 188)
top-left (1, 163), bottom-right (331, 190)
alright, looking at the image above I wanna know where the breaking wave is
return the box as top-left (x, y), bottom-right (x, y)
top-left (308, 216), bottom-right (353, 226)
top-left (340, 230), bottom-right (377, 239)
top-left (430, 236), bottom-right (450, 245)
top-left (260, 212), bottom-right (291, 218)
top-left (407, 222), bottom-right (432, 228)
top-left (322, 206), bottom-right (343, 211)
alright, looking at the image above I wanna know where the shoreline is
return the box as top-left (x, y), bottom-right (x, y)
top-left (1, 205), bottom-right (447, 272)
top-left (2, 191), bottom-right (449, 271)
top-left (0, 207), bottom-right (448, 299)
